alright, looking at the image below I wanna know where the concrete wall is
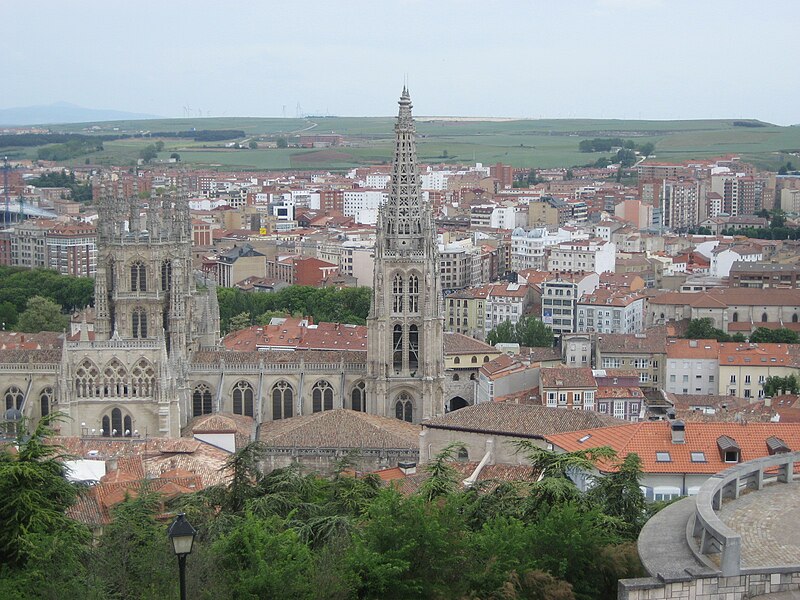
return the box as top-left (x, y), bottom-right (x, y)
top-left (619, 571), bottom-right (800, 600)
top-left (419, 427), bottom-right (547, 465)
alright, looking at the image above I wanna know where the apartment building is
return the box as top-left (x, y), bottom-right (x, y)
top-left (718, 343), bottom-right (800, 400)
top-left (510, 226), bottom-right (574, 272)
top-left (547, 239), bottom-right (615, 275)
top-left (575, 288), bottom-right (645, 334)
top-left (541, 272), bottom-right (599, 337)
top-left (665, 339), bottom-right (720, 396)
top-left (45, 222), bottom-right (97, 277)
top-left (265, 254), bottom-right (339, 287)
top-left (485, 282), bottom-right (534, 332)
top-left (662, 178), bottom-right (700, 231)
top-left (445, 286), bottom-right (491, 340)
top-left (729, 262), bottom-right (800, 289)
top-left (596, 331), bottom-right (668, 389)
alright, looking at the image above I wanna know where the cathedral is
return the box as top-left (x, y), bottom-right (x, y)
top-left (1, 89), bottom-right (461, 437)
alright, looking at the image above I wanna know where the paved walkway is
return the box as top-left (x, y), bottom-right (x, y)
top-left (717, 481), bottom-right (800, 569)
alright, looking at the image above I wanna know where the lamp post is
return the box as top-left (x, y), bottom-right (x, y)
top-left (168, 513), bottom-right (197, 600)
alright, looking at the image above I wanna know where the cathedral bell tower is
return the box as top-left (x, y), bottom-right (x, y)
top-left (366, 88), bottom-right (445, 423)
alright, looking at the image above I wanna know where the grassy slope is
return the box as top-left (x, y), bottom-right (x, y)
top-left (11, 116), bottom-right (800, 171)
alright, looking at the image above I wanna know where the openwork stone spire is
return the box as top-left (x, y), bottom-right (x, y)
top-left (383, 87), bottom-right (424, 252)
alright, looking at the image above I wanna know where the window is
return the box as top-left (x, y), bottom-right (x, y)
top-left (132, 307), bottom-right (147, 338)
top-left (312, 380), bottom-right (334, 412)
top-left (395, 392), bottom-right (413, 422)
top-left (471, 355), bottom-right (477, 364)
top-left (408, 275), bottom-right (419, 313)
top-left (232, 381), bottom-right (254, 417)
top-left (392, 274), bottom-right (404, 313)
top-left (130, 261), bottom-right (146, 291)
top-left (453, 356), bottom-right (460, 365)
top-left (408, 325), bottom-right (419, 370)
top-left (558, 393), bottom-right (567, 405)
top-left (761, 312), bottom-right (768, 323)
top-left (709, 375), bottom-right (715, 383)
top-left (75, 358), bottom-right (99, 398)
top-left (4, 386), bottom-right (23, 411)
top-left (271, 381), bottom-right (294, 420)
top-left (613, 401), bottom-right (625, 419)
top-left (732, 312), bottom-right (739, 323)
top-left (546, 392), bottom-right (556, 407)
top-left (193, 384), bottom-right (213, 417)
top-left (655, 452), bottom-right (672, 462)
top-left (690, 452), bottom-right (706, 463)
top-left (730, 375), bottom-right (736, 383)
top-left (725, 450), bottom-right (739, 463)
top-left (457, 447), bottom-right (469, 462)
top-left (351, 381), bottom-right (366, 412)
top-left (161, 260), bottom-right (172, 292)
top-left (393, 325), bottom-right (403, 371)
top-left (40, 387), bottom-right (53, 417)
top-left (670, 374), bottom-right (676, 383)
top-left (573, 392), bottom-right (582, 403)
top-left (683, 375), bottom-right (689, 383)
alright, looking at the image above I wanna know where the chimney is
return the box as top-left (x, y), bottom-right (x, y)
top-left (765, 396), bottom-right (772, 408)
top-left (671, 420), bottom-right (685, 444)
top-left (398, 461), bottom-right (417, 475)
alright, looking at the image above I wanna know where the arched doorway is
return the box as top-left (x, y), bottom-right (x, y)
top-left (447, 396), bottom-right (469, 412)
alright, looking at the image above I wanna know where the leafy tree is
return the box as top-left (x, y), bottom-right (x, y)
top-left (419, 442), bottom-right (462, 501)
top-left (587, 453), bottom-right (647, 539)
top-left (615, 149), bottom-right (636, 168)
top-left (685, 318), bottom-right (730, 342)
top-left (0, 414), bottom-right (90, 570)
top-left (15, 295), bottom-right (68, 332)
top-left (139, 144), bottom-right (158, 163)
top-left (487, 319), bottom-right (516, 345)
top-left (638, 142), bottom-right (655, 157)
top-left (154, 141), bottom-right (165, 152)
top-left (169, 152), bottom-right (180, 161)
top-left (94, 493), bottom-right (176, 599)
top-left (0, 301), bottom-right (18, 329)
top-left (749, 327), bottom-right (799, 344)
top-left (227, 311), bottom-right (252, 333)
top-left (514, 441), bottom-right (616, 481)
top-left (248, 140), bottom-right (258, 149)
top-left (487, 316), bottom-right (554, 348)
top-left (697, 226), bottom-right (712, 235)
top-left (277, 137), bottom-right (288, 148)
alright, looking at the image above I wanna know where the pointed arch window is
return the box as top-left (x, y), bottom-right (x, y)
top-left (40, 387), bottom-right (53, 417)
top-left (132, 307), bottom-right (148, 338)
top-left (4, 386), bottom-right (23, 411)
top-left (131, 358), bottom-right (155, 397)
top-left (111, 408), bottom-right (123, 436)
top-left (193, 384), bottom-right (213, 417)
top-left (408, 325), bottom-right (419, 371)
top-left (793, 313), bottom-right (799, 323)
top-left (272, 381), bottom-right (294, 420)
top-left (102, 358), bottom-right (129, 397)
top-left (351, 381), bottom-right (366, 412)
top-left (732, 312), bottom-right (739, 322)
top-left (232, 381), bottom-right (254, 417)
top-left (75, 358), bottom-right (100, 398)
top-left (393, 324), bottom-right (404, 371)
top-left (130, 261), bottom-right (146, 291)
top-left (161, 260), bottom-right (172, 292)
top-left (392, 274), bottom-right (404, 313)
top-left (312, 380), bottom-right (334, 412)
top-left (408, 275), bottom-right (419, 313)
top-left (395, 392), bottom-right (413, 423)
top-left (762, 312), bottom-right (768, 323)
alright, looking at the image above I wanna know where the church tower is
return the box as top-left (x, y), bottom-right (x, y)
top-left (367, 89), bottom-right (445, 423)
top-left (57, 175), bottom-right (220, 438)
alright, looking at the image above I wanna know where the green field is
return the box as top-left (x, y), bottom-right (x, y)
top-left (9, 116), bottom-right (800, 171)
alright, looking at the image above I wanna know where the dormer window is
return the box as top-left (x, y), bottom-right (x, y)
top-left (717, 435), bottom-right (741, 463)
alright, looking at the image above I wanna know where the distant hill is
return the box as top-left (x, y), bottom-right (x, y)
top-left (0, 102), bottom-right (160, 126)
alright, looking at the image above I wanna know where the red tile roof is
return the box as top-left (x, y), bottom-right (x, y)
top-left (546, 421), bottom-right (800, 474)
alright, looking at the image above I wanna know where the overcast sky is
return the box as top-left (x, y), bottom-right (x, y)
top-left (4, 0), bottom-right (799, 124)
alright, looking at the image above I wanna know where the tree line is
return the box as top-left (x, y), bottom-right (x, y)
top-left (0, 266), bottom-right (94, 331)
top-left (218, 285), bottom-right (372, 334)
top-left (28, 169), bottom-right (93, 201)
top-left (1, 416), bottom-right (654, 600)
top-left (486, 315), bottom-right (555, 348)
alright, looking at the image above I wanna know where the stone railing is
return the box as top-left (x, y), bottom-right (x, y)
top-left (691, 451), bottom-right (800, 576)
top-left (189, 362), bottom-right (366, 374)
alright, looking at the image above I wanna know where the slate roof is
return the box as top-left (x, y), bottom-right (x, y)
top-left (546, 421), bottom-right (800, 474)
top-left (0, 348), bottom-right (62, 364)
top-left (598, 331), bottom-right (668, 355)
top-left (540, 367), bottom-right (596, 389)
top-left (422, 403), bottom-right (622, 438)
top-left (258, 409), bottom-right (419, 450)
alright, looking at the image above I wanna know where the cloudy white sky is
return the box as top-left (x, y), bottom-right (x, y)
top-left (4, 0), bottom-right (799, 123)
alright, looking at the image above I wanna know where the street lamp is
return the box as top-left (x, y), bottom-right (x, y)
top-left (168, 513), bottom-right (197, 600)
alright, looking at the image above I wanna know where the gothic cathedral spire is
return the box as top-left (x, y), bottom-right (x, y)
top-left (367, 89), bottom-right (445, 424)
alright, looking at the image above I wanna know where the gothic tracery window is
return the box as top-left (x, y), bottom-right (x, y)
top-left (272, 381), bottom-right (293, 420)
top-left (193, 384), bottom-right (213, 417)
top-left (132, 307), bottom-right (148, 338)
top-left (131, 358), bottom-right (156, 397)
top-left (312, 380), bottom-right (334, 413)
top-left (4, 386), bottom-right (23, 411)
top-left (408, 275), bottom-right (419, 314)
top-left (130, 261), bottom-right (146, 291)
top-left (393, 324), bottom-right (404, 371)
top-left (395, 392), bottom-right (413, 423)
top-left (232, 381), bottom-right (254, 417)
top-left (392, 274), bottom-right (404, 313)
top-left (351, 381), bottom-right (366, 412)
top-left (102, 358), bottom-right (129, 397)
top-left (75, 358), bottom-right (100, 398)
top-left (408, 325), bottom-right (419, 370)
top-left (40, 387), bottom-right (53, 417)
top-left (161, 259), bottom-right (172, 292)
